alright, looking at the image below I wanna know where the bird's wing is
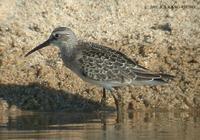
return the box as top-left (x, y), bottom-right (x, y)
top-left (75, 41), bottom-right (173, 86)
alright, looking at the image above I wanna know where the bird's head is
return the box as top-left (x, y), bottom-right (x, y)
top-left (25, 27), bottom-right (77, 57)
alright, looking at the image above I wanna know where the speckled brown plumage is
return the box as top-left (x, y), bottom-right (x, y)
top-left (72, 41), bottom-right (173, 88)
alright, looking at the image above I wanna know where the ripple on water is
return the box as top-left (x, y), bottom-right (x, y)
top-left (0, 111), bottom-right (200, 140)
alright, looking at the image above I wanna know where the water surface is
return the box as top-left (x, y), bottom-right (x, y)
top-left (0, 111), bottom-right (200, 140)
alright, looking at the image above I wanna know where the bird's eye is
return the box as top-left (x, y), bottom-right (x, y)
top-left (54, 34), bottom-right (60, 38)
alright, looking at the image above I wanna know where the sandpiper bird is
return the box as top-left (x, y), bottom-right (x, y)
top-left (25, 27), bottom-right (174, 111)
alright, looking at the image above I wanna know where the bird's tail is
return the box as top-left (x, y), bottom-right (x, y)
top-left (133, 72), bottom-right (174, 85)
top-left (158, 73), bottom-right (174, 82)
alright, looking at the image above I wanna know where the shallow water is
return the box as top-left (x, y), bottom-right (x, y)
top-left (0, 111), bottom-right (200, 140)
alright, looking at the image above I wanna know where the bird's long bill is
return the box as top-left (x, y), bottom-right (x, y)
top-left (25, 39), bottom-right (51, 57)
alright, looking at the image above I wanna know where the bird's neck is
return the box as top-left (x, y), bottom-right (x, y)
top-left (59, 41), bottom-right (77, 58)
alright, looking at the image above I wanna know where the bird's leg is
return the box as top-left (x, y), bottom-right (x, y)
top-left (111, 87), bottom-right (128, 123)
top-left (100, 88), bottom-right (107, 109)
top-left (111, 92), bottom-right (119, 111)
